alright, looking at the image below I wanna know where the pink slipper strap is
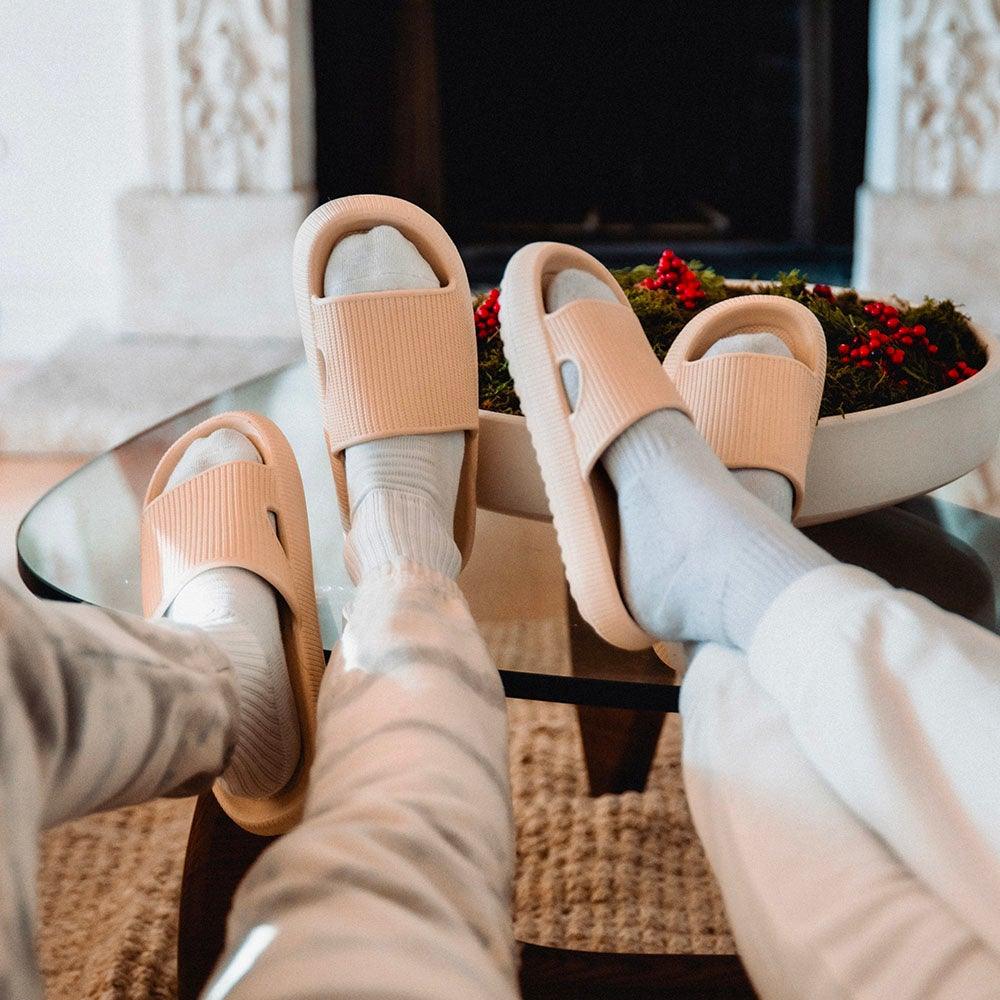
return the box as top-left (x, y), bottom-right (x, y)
top-left (546, 298), bottom-right (689, 477)
top-left (663, 295), bottom-right (827, 514)
top-left (672, 353), bottom-right (823, 504)
top-left (141, 461), bottom-right (296, 619)
top-left (310, 284), bottom-right (478, 524)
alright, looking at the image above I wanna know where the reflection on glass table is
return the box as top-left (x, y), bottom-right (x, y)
top-left (17, 361), bottom-right (683, 722)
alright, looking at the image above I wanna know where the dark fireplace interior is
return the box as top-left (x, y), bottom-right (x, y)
top-left (312, 1), bottom-right (868, 286)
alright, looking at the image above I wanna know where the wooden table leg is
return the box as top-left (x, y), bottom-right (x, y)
top-left (177, 793), bottom-right (273, 1000)
top-left (566, 588), bottom-right (673, 796)
top-left (519, 944), bottom-right (757, 999)
top-left (575, 704), bottom-right (669, 796)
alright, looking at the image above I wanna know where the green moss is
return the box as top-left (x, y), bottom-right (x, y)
top-left (475, 261), bottom-right (985, 419)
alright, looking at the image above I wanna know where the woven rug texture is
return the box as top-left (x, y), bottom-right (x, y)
top-left (36, 619), bottom-right (733, 998)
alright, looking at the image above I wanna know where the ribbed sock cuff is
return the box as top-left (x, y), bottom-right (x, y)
top-left (723, 526), bottom-right (835, 650)
top-left (602, 407), bottom-right (702, 487)
top-left (344, 488), bottom-right (462, 583)
top-left (353, 559), bottom-right (465, 600)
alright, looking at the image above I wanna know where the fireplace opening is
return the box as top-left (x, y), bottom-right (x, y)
top-left (312, 1), bottom-right (868, 284)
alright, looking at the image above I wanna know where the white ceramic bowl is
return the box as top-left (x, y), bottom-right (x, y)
top-left (474, 299), bottom-right (1000, 527)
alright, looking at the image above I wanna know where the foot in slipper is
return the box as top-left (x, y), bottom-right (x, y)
top-left (325, 224), bottom-right (464, 582)
top-left (143, 412), bottom-right (325, 835)
top-left (294, 195), bottom-right (479, 585)
top-left (163, 428), bottom-right (300, 800)
top-left (550, 271), bottom-right (797, 519)
top-left (502, 249), bottom-right (833, 652)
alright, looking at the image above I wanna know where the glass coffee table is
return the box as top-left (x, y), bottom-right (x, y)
top-left (17, 359), bottom-right (999, 999)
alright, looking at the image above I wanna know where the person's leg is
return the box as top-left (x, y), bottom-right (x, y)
top-left (546, 273), bottom-right (1000, 983)
top-left (213, 566), bottom-right (516, 1000)
top-left (0, 583), bottom-right (239, 1000)
top-left (681, 641), bottom-right (1000, 1000)
top-left (744, 562), bottom-right (1000, 958)
top-left (1, 418), bottom-right (319, 997)
top-left (209, 227), bottom-right (517, 999)
top-left (543, 268), bottom-right (833, 649)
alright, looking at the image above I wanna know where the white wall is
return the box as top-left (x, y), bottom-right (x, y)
top-left (0, 1), bottom-right (149, 360)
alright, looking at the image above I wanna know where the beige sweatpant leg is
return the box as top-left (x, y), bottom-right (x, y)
top-left (0, 583), bottom-right (238, 1000)
top-left (212, 563), bottom-right (518, 1000)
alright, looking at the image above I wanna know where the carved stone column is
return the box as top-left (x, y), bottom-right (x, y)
top-left (118, 0), bottom-right (314, 339)
top-left (856, 1), bottom-right (1000, 513)
top-left (854, 0), bottom-right (1000, 328)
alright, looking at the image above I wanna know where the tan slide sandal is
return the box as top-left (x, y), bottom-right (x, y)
top-left (664, 295), bottom-right (827, 517)
top-left (141, 411), bottom-right (325, 836)
top-left (293, 194), bottom-right (479, 567)
top-left (500, 242), bottom-right (691, 651)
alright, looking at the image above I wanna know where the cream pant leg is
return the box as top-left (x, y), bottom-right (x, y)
top-left (681, 564), bottom-right (1000, 999)
top-left (0, 565), bottom-right (516, 1000)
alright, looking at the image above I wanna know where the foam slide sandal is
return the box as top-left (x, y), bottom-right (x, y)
top-left (664, 295), bottom-right (827, 517)
top-left (293, 194), bottom-right (479, 566)
top-left (500, 242), bottom-right (691, 651)
top-left (141, 411), bottom-right (325, 836)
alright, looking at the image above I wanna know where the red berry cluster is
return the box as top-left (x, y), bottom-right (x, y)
top-left (636, 249), bottom-right (705, 309)
top-left (475, 287), bottom-right (500, 339)
top-left (836, 300), bottom-right (938, 381)
top-left (946, 360), bottom-right (979, 383)
top-left (812, 283), bottom-right (835, 302)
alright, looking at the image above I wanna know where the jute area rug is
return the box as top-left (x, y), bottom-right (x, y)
top-left (37, 619), bottom-right (734, 999)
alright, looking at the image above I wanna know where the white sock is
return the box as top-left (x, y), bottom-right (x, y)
top-left (164, 429), bottom-right (300, 798)
top-left (545, 269), bottom-right (832, 649)
top-left (325, 225), bottom-right (464, 582)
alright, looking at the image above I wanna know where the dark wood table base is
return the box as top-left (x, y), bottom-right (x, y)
top-left (519, 945), bottom-right (756, 999)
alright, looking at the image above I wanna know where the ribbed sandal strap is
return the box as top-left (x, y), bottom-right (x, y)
top-left (672, 353), bottom-right (822, 502)
top-left (664, 294), bottom-right (827, 514)
top-left (310, 283), bottom-right (479, 543)
top-left (311, 285), bottom-right (478, 456)
top-left (547, 299), bottom-right (689, 476)
top-left (141, 461), bottom-right (296, 619)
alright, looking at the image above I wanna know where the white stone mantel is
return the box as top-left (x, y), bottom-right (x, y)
top-left (118, 0), bottom-right (314, 340)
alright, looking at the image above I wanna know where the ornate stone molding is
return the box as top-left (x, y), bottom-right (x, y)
top-left (118, 0), bottom-right (314, 339)
top-left (868, 0), bottom-right (1000, 195)
top-left (154, 0), bottom-right (313, 194)
top-left (858, 1), bottom-right (1000, 509)
top-left (899, 0), bottom-right (1000, 194)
